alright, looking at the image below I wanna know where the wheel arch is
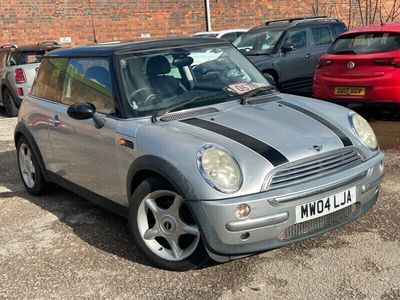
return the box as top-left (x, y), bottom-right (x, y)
top-left (14, 122), bottom-right (49, 181)
top-left (127, 155), bottom-right (199, 202)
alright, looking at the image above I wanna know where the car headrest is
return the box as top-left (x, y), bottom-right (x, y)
top-left (147, 55), bottom-right (171, 75)
top-left (85, 66), bottom-right (111, 89)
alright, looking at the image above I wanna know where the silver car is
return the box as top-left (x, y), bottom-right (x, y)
top-left (0, 42), bottom-right (61, 116)
top-left (15, 38), bottom-right (384, 271)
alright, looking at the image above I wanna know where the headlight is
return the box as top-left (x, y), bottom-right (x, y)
top-left (197, 144), bottom-right (242, 193)
top-left (350, 113), bottom-right (378, 150)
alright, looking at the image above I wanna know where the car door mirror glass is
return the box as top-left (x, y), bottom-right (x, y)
top-left (281, 44), bottom-right (296, 53)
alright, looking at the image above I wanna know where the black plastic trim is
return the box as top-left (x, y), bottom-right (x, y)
top-left (180, 118), bottom-right (289, 166)
top-left (47, 171), bottom-right (128, 218)
top-left (126, 155), bottom-right (199, 201)
top-left (14, 122), bottom-right (49, 181)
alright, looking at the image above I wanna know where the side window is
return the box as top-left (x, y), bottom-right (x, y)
top-left (283, 29), bottom-right (307, 49)
top-left (221, 33), bottom-right (238, 43)
top-left (331, 23), bottom-right (347, 39)
top-left (61, 58), bottom-right (114, 115)
top-left (30, 58), bottom-right (67, 101)
top-left (311, 26), bottom-right (332, 46)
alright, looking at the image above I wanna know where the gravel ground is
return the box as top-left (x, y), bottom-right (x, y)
top-left (0, 109), bottom-right (399, 299)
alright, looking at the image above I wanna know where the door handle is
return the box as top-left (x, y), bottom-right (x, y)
top-left (306, 53), bottom-right (312, 59)
top-left (52, 115), bottom-right (61, 127)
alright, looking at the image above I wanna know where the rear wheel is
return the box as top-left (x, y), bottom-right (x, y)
top-left (17, 136), bottom-right (53, 195)
top-left (3, 88), bottom-right (18, 117)
top-left (128, 176), bottom-right (209, 271)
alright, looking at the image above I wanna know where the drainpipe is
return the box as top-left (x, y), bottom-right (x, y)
top-left (205, 0), bottom-right (212, 31)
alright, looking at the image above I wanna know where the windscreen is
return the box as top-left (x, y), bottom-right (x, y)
top-left (328, 32), bottom-right (400, 54)
top-left (120, 44), bottom-right (272, 117)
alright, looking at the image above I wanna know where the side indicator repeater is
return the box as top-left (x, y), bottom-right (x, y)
top-left (119, 138), bottom-right (134, 149)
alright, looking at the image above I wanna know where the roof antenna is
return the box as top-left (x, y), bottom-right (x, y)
top-left (88, 0), bottom-right (98, 44)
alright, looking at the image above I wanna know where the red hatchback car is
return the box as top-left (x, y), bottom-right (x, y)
top-left (313, 24), bottom-right (400, 108)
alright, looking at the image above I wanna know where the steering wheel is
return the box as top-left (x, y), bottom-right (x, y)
top-left (128, 88), bottom-right (161, 107)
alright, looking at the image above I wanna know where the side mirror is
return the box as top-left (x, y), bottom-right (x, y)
top-left (67, 102), bottom-right (95, 120)
top-left (263, 73), bottom-right (276, 86)
top-left (281, 44), bottom-right (296, 53)
top-left (67, 102), bottom-right (105, 129)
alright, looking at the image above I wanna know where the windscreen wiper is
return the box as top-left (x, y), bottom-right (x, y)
top-left (151, 91), bottom-right (228, 123)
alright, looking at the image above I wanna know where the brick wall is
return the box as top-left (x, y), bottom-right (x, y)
top-left (0, 0), bottom-right (398, 46)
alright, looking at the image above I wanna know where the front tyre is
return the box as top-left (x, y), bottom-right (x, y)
top-left (17, 136), bottom-right (52, 195)
top-left (128, 176), bottom-right (209, 271)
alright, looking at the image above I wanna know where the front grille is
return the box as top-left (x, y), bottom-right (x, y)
top-left (268, 148), bottom-right (363, 191)
top-left (278, 204), bottom-right (357, 241)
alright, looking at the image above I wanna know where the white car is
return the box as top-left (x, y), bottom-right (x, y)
top-left (192, 29), bottom-right (248, 43)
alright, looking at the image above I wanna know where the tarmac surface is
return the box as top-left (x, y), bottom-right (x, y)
top-left (0, 106), bottom-right (399, 299)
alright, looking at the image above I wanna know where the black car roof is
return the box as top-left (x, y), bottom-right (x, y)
top-left (47, 37), bottom-right (230, 57)
top-left (247, 17), bottom-right (344, 34)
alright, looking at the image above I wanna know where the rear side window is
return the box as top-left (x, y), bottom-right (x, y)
top-left (19, 51), bottom-right (46, 64)
top-left (31, 58), bottom-right (67, 101)
top-left (311, 26), bottom-right (332, 45)
top-left (331, 23), bottom-right (347, 38)
top-left (329, 32), bottom-right (400, 54)
top-left (61, 57), bottom-right (114, 115)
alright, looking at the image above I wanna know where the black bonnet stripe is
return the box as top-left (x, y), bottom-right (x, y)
top-left (181, 118), bottom-right (289, 166)
top-left (279, 101), bottom-right (353, 147)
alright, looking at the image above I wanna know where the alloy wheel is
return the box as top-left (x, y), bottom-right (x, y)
top-left (137, 190), bottom-right (200, 261)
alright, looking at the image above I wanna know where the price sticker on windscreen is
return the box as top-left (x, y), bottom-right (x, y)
top-left (225, 82), bottom-right (266, 95)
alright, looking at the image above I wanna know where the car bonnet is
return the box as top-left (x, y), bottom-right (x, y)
top-left (174, 99), bottom-right (354, 167)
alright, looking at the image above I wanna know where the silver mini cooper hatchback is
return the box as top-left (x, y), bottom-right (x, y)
top-left (15, 38), bottom-right (384, 271)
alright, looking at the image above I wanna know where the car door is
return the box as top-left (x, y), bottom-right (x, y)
top-left (277, 28), bottom-right (315, 90)
top-left (47, 57), bottom-right (123, 204)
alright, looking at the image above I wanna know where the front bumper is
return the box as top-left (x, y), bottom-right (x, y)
top-left (188, 152), bottom-right (384, 259)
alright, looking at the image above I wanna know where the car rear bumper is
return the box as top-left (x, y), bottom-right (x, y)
top-left (313, 75), bottom-right (400, 106)
top-left (187, 152), bottom-right (384, 260)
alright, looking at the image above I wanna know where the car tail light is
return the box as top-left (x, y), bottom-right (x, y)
top-left (14, 68), bottom-right (26, 84)
top-left (317, 59), bottom-right (332, 68)
top-left (373, 57), bottom-right (400, 67)
top-left (17, 87), bottom-right (24, 97)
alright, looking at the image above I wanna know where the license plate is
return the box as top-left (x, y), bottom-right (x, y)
top-left (334, 87), bottom-right (365, 96)
top-left (295, 187), bottom-right (357, 223)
